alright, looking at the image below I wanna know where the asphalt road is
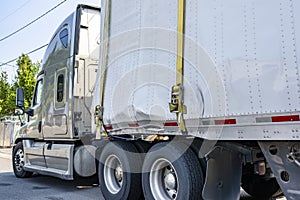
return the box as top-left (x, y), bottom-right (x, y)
top-left (0, 172), bottom-right (102, 200)
top-left (0, 151), bottom-right (103, 200)
top-left (0, 154), bottom-right (252, 200)
top-left (0, 148), bottom-right (285, 200)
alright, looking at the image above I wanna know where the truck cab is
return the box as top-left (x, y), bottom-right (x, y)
top-left (13, 4), bottom-right (100, 180)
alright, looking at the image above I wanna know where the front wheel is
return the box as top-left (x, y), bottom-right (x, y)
top-left (12, 141), bottom-right (32, 178)
top-left (142, 142), bottom-right (204, 200)
top-left (98, 141), bottom-right (142, 200)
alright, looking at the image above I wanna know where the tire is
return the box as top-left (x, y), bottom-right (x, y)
top-left (133, 141), bottom-right (152, 200)
top-left (133, 141), bottom-right (152, 161)
top-left (189, 139), bottom-right (207, 176)
top-left (12, 141), bottom-right (33, 178)
top-left (133, 141), bottom-right (151, 154)
top-left (242, 165), bottom-right (282, 199)
top-left (98, 141), bottom-right (142, 200)
top-left (142, 142), bottom-right (204, 200)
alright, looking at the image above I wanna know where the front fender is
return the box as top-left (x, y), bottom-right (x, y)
top-left (12, 123), bottom-right (29, 144)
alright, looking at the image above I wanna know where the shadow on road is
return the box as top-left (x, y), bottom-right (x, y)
top-left (0, 172), bottom-right (285, 200)
top-left (0, 172), bottom-right (101, 200)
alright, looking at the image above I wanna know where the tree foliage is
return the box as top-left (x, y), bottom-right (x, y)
top-left (0, 72), bottom-right (14, 116)
top-left (0, 54), bottom-right (40, 117)
top-left (16, 54), bottom-right (40, 109)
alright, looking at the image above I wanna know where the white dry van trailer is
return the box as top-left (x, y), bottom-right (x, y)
top-left (12, 1), bottom-right (300, 200)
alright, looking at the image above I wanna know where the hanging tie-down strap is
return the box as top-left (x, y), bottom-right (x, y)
top-left (169, 0), bottom-right (187, 133)
top-left (95, 0), bottom-right (111, 138)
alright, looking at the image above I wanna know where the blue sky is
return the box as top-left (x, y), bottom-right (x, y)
top-left (0, 0), bottom-right (100, 82)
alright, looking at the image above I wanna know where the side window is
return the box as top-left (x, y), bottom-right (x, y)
top-left (57, 74), bottom-right (64, 102)
top-left (32, 79), bottom-right (43, 106)
top-left (59, 28), bottom-right (68, 48)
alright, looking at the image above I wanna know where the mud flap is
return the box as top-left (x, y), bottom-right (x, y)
top-left (258, 141), bottom-right (300, 199)
top-left (202, 146), bottom-right (242, 200)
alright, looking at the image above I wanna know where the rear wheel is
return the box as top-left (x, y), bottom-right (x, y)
top-left (12, 141), bottom-right (33, 178)
top-left (142, 142), bottom-right (204, 200)
top-left (98, 141), bottom-right (142, 200)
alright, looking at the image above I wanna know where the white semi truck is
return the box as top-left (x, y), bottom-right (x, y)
top-left (12, 1), bottom-right (300, 200)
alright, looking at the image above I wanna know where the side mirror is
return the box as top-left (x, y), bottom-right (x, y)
top-left (16, 88), bottom-right (25, 108)
top-left (15, 109), bottom-right (24, 115)
top-left (27, 108), bottom-right (34, 117)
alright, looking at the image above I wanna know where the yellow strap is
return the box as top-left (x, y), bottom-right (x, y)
top-left (100, 0), bottom-right (110, 107)
top-left (176, 0), bottom-right (187, 132)
top-left (176, 0), bottom-right (185, 85)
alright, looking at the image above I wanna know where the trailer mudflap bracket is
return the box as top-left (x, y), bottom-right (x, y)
top-left (202, 146), bottom-right (242, 200)
top-left (259, 141), bottom-right (300, 199)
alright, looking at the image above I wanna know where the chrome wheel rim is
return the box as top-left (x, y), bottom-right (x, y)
top-left (150, 158), bottom-right (178, 200)
top-left (14, 149), bottom-right (25, 172)
top-left (103, 155), bottom-right (123, 194)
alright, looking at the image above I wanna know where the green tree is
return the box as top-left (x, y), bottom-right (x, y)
top-left (0, 72), bottom-right (14, 116)
top-left (16, 54), bottom-right (40, 110)
top-left (0, 54), bottom-right (40, 117)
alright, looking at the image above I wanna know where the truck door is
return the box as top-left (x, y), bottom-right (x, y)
top-left (26, 75), bottom-right (44, 139)
top-left (24, 75), bottom-right (46, 167)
